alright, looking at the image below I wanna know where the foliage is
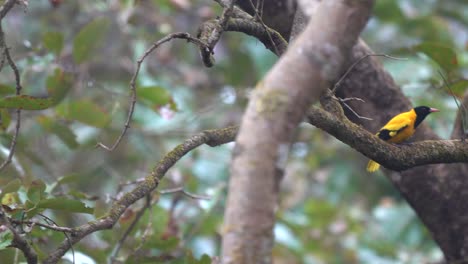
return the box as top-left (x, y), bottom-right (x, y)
top-left (0, 0), bottom-right (466, 263)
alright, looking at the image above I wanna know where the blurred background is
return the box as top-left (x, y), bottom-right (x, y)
top-left (0, 0), bottom-right (467, 263)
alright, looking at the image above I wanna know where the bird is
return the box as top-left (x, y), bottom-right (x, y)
top-left (367, 106), bottom-right (439, 172)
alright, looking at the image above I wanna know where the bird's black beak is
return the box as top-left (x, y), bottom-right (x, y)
top-left (430, 108), bottom-right (440, 113)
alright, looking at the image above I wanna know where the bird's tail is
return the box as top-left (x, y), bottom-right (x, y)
top-left (367, 160), bottom-right (380, 172)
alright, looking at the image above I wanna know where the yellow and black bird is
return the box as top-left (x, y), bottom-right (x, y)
top-left (367, 106), bottom-right (439, 172)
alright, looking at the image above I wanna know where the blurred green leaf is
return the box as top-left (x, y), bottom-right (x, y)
top-left (27, 180), bottom-right (46, 205)
top-left (47, 174), bottom-right (82, 193)
top-left (46, 173), bottom-right (81, 193)
top-left (374, 0), bottom-right (404, 22)
top-left (0, 95), bottom-right (53, 110)
top-left (73, 17), bottom-right (111, 64)
top-left (403, 16), bottom-right (453, 44)
top-left (37, 198), bottom-right (94, 214)
top-left (31, 243), bottom-right (47, 260)
top-left (144, 236), bottom-right (179, 251)
top-left (0, 109), bottom-right (11, 130)
top-left (304, 199), bottom-right (336, 229)
top-left (43, 32), bottom-right (64, 56)
top-left (1, 193), bottom-right (20, 212)
top-left (447, 79), bottom-right (468, 97)
top-left (56, 100), bottom-right (110, 128)
top-left (0, 179), bottom-right (22, 199)
top-left (413, 42), bottom-right (458, 73)
top-left (0, 231), bottom-right (12, 250)
top-left (0, 85), bottom-right (15, 96)
top-left (24, 203), bottom-right (44, 219)
top-left (138, 86), bottom-right (174, 109)
top-left (68, 190), bottom-right (92, 200)
top-left (46, 68), bottom-right (74, 105)
top-left (196, 254), bottom-right (211, 264)
top-left (37, 116), bottom-right (79, 149)
top-left (185, 251), bottom-right (211, 264)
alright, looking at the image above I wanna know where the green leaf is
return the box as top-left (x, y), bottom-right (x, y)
top-left (46, 68), bottom-right (74, 105)
top-left (0, 84), bottom-right (15, 96)
top-left (56, 100), bottom-right (110, 128)
top-left (46, 173), bottom-right (81, 193)
top-left (0, 179), bottom-right (22, 199)
top-left (185, 251), bottom-right (211, 264)
top-left (0, 95), bottom-right (53, 110)
top-left (0, 231), bottom-right (13, 250)
top-left (197, 254), bottom-right (212, 264)
top-left (37, 198), bottom-right (94, 214)
top-left (447, 79), bottom-right (468, 97)
top-left (37, 116), bottom-right (79, 149)
top-left (73, 18), bottom-right (111, 64)
top-left (43, 32), bottom-right (64, 56)
top-left (0, 109), bottom-right (11, 130)
top-left (24, 203), bottom-right (43, 219)
top-left (27, 180), bottom-right (46, 205)
top-left (413, 42), bottom-right (458, 73)
top-left (144, 236), bottom-right (179, 251)
top-left (68, 190), bottom-right (91, 200)
top-left (374, 1), bottom-right (404, 22)
top-left (137, 86), bottom-right (173, 109)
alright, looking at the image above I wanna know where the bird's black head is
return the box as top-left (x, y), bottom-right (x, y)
top-left (413, 106), bottom-right (439, 128)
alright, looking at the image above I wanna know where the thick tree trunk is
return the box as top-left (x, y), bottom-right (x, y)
top-left (222, 1), bottom-right (374, 263)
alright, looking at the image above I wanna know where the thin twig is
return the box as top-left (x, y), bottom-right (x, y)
top-left (338, 97), bottom-right (365, 103)
top-left (182, 183), bottom-right (225, 246)
top-left (332, 54), bottom-right (407, 94)
top-left (332, 96), bottom-right (372, 120)
top-left (256, 0), bottom-right (264, 20)
top-left (96, 32), bottom-right (210, 151)
top-left (0, 24), bottom-right (22, 172)
top-left (247, 0), bottom-right (279, 55)
top-left (11, 219), bottom-right (74, 233)
top-left (110, 195), bottom-right (152, 264)
top-left (438, 69), bottom-right (467, 141)
top-left (159, 186), bottom-right (211, 200)
top-left (126, 199), bottom-right (155, 261)
top-left (115, 178), bottom-right (146, 198)
top-left (37, 213), bottom-right (75, 264)
top-left (339, 99), bottom-right (372, 120)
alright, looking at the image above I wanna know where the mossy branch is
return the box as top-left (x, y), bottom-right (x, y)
top-left (307, 100), bottom-right (468, 171)
top-left (197, 5), bottom-right (288, 67)
top-left (43, 126), bottom-right (238, 264)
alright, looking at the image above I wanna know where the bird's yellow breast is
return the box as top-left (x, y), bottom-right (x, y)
top-left (377, 109), bottom-right (417, 143)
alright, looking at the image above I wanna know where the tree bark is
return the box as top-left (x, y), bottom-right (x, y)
top-left (222, 1), bottom-right (374, 263)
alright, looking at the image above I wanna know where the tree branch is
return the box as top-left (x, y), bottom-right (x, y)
top-left (199, 4), bottom-right (288, 60)
top-left (307, 99), bottom-right (468, 171)
top-left (0, 0), bottom-right (17, 21)
top-left (0, 23), bottom-right (22, 172)
top-left (96, 32), bottom-right (210, 151)
top-left (43, 126), bottom-right (237, 264)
